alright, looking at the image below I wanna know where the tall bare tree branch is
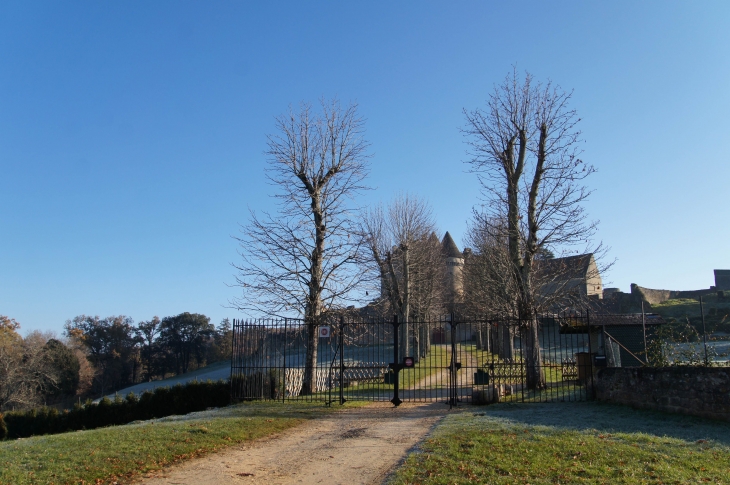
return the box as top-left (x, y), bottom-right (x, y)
top-left (232, 99), bottom-right (370, 394)
top-left (463, 69), bottom-right (605, 389)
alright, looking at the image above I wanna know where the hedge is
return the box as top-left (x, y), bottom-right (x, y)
top-left (3, 379), bottom-right (231, 440)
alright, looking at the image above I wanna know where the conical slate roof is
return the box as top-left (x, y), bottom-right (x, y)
top-left (441, 231), bottom-right (463, 258)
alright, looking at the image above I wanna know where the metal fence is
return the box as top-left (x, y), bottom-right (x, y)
top-left (652, 323), bottom-right (730, 367)
top-left (589, 313), bottom-right (730, 368)
top-left (230, 312), bottom-right (635, 405)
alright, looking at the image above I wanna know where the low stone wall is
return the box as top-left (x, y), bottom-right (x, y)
top-left (595, 367), bottom-right (730, 421)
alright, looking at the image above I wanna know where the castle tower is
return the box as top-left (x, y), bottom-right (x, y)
top-left (442, 232), bottom-right (464, 303)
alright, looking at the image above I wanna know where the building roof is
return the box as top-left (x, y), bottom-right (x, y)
top-left (441, 232), bottom-right (463, 258)
top-left (538, 253), bottom-right (595, 280)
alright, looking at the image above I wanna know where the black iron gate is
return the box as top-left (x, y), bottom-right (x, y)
top-left (231, 313), bottom-right (596, 405)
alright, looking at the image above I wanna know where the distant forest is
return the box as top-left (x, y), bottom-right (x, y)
top-left (0, 313), bottom-right (231, 411)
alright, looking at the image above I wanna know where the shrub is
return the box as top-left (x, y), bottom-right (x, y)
top-left (230, 370), bottom-right (282, 400)
top-left (3, 379), bottom-right (231, 440)
top-left (0, 412), bottom-right (7, 440)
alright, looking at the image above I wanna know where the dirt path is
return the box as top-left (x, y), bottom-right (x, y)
top-left (138, 402), bottom-right (459, 485)
top-left (399, 345), bottom-right (480, 401)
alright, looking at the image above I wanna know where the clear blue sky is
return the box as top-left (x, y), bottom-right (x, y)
top-left (2, 1), bottom-right (729, 334)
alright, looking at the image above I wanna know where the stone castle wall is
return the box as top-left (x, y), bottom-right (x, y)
top-left (595, 367), bottom-right (730, 421)
top-left (715, 270), bottom-right (730, 291)
top-left (629, 284), bottom-right (716, 306)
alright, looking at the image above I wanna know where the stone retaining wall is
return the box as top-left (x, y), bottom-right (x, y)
top-left (595, 367), bottom-right (730, 421)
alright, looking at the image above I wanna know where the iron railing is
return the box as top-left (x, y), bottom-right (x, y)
top-left (231, 312), bottom-right (652, 405)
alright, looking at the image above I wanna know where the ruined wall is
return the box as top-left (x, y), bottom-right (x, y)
top-left (630, 284), bottom-right (674, 305)
top-left (715, 270), bottom-right (730, 291)
top-left (595, 367), bottom-right (730, 421)
top-left (630, 284), bottom-right (715, 305)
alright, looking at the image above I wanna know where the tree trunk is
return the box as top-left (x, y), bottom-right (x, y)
top-left (417, 323), bottom-right (423, 359)
top-left (419, 322), bottom-right (429, 359)
top-left (521, 124), bottom-right (547, 391)
top-left (400, 245), bottom-right (410, 359)
top-left (519, 275), bottom-right (545, 390)
top-left (484, 323), bottom-right (491, 353)
top-left (476, 325), bottom-right (484, 350)
top-left (302, 193), bottom-right (325, 396)
top-left (302, 317), bottom-right (319, 395)
top-left (413, 322), bottom-right (420, 363)
top-left (518, 242), bottom-right (545, 390)
top-left (522, 315), bottom-right (545, 390)
top-left (498, 323), bottom-right (514, 362)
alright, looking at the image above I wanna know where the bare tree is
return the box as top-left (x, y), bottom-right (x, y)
top-left (463, 69), bottom-right (600, 389)
top-left (232, 99), bottom-right (370, 395)
top-left (360, 194), bottom-right (444, 360)
top-left (462, 217), bottom-right (518, 361)
top-left (0, 322), bottom-right (61, 411)
top-left (463, 217), bottom-right (518, 316)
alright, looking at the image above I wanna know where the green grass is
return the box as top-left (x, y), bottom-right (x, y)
top-left (0, 401), bottom-right (355, 485)
top-left (316, 345), bottom-right (451, 399)
top-left (465, 344), bottom-right (587, 398)
top-left (652, 296), bottom-right (730, 332)
top-left (499, 382), bottom-right (588, 404)
top-left (389, 402), bottom-right (730, 484)
top-left (401, 345), bottom-right (450, 388)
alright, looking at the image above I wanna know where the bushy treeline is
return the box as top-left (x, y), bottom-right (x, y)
top-left (1, 379), bottom-right (230, 440)
top-left (0, 312), bottom-right (233, 412)
top-left (64, 312), bottom-right (233, 398)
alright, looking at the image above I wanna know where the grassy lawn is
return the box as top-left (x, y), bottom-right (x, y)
top-left (462, 344), bottom-right (589, 403)
top-left (498, 381), bottom-right (588, 404)
top-left (652, 296), bottom-right (730, 334)
top-left (402, 345), bottom-right (450, 387)
top-left (320, 345), bottom-right (451, 399)
top-left (653, 296), bottom-right (730, 320)
top-left (0, 401), bottom-right (355, 485)
top-left (389, 402), bottom-right (730, 484)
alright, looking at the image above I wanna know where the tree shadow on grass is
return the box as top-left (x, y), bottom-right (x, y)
top-left (471, 401), bottom-right (730, 446)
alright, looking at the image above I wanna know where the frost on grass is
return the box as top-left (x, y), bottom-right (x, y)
top-left (463, 401), bottom-right (730, 446)
top-left (389, 402), bottom-right (730, 485)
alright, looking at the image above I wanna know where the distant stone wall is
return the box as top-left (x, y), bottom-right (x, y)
top-left (630, 284), bottom-right (673, 305)
top-left (715, 270), bottom-right (730, 291)
top-left (595, 367), bottom-right (730, 421)
top-left (630, 284), bottom-right (715, 305)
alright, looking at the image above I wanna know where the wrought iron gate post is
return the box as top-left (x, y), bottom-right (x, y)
top-left (390, 315), bottom-right (403, 407)
top-left (586, 310), bottom-right (595, 400)
top-left (283, 318), bottom-right (287, 403)
top-left (230, 319), bottom-right (236, 401)
top-left (339, 316), bottom-right (346, 405)
top-left (448, 313), bottom-right (461, 408)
